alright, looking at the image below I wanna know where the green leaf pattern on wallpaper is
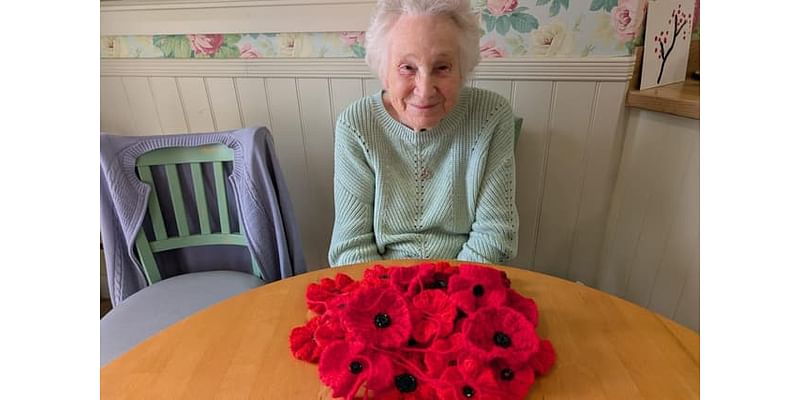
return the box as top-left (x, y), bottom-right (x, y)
top-left (101, 0), bottom-right (649, 59)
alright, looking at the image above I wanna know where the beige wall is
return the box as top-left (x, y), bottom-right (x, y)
top-left (598, 109), bottom-right (700, 331)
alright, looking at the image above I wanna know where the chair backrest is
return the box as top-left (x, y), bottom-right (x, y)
top-left (133, 144), bottom-right (260, 285)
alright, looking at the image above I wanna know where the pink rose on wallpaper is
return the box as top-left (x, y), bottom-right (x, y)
top-left (239, 43), bottom-right (261, 59)
top-left (610, 0), bottom-right (647, 42)
top-left (187, 34), bottom-right (224, 56)
top-left (486, 0), bottom-right (518, 16)
top-left (480, 39), bottom-right (508, 59)
top-left (339, 31), bottom-right (365, 46)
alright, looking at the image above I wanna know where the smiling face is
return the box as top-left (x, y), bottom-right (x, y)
top-left (381, 14), bottom-right (463, 131)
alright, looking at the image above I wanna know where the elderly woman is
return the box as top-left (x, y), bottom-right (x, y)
top-left (328, 0), bottom-right (518, 266)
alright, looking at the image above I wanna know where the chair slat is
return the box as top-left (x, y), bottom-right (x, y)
top-left (134, 230), bottom-right (162, 284)
top-left (191, 163), bottom-right (211, 234)
top-left (137, 166), bottom-right (167, 241)
top-left (150, 233), bottom-right (247, 253)
top-left (213, 161), bottom-right (231, 234)
top-left (165, 164), bottom-right (190, 237)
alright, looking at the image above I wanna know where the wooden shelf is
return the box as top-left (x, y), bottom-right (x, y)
top-left (626, 79), bottom-right (700, 120)
top-left (625, 39), bottom-right (700, 120)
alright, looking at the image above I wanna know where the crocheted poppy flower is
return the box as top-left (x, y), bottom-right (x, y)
top-left (390, 264), bottom-right (421, 294)
top-left (448, 265), bottom-right (509, 313)
top-left (289, 315), bottom-right (322, 363)
top-left (406, 262), bottom-right (460, 296)
top-left (342, 286), bottom-right (412, 348)
top-left (306, 273), bottom-right (360, 314)
top-left (422, 332), bottom-right (469, 379)
top-left (487, 358), bottom-right (535, 399)
top-left (409, 289), bottom-right (457, 345)
top-left (362, 264), bottom-right (392, 287)
top-left (318, 340), bottom-right (394, 399)
top-left (463, 306), bottom-right (539, 366)
top-left (530, 339), bottom-right (556, 376)
top-left (315, 313), bottom-right (347, 350)
top-left (437, 359), bottom-right (499, 400)
top-left (377, 378), bottom-right (438, 400)
top-left (504, 289), bottom-right (539, 327)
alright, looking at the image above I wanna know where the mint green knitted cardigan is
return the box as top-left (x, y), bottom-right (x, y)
top-left (328, 86), bottom-right (518, 266)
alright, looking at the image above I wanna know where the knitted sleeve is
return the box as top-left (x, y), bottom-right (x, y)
top-left (328, 115), bottom-right (383, 267)
top-left (457, 100), bottom-right (519, 264)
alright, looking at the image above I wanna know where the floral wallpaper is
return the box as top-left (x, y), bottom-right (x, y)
top-left (101, 0), bottom-right (697, 59)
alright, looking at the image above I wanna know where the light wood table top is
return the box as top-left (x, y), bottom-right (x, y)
top-left (101, 260), bottom-right (699, 399)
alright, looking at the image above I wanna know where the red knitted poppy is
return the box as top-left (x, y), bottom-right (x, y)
top-left (342, 286), bottom-right (412, 349)
top-left (290, 262), bottom-right (556, 400)
top-left (319, 341), bottom-right (394, 398)
top-left (423, 333), bottom-right (465, 377)
top-left (530, 339), bottom-right (557, 376)
top-left (405, 262), bottom-right (459, 297)
top-left (307, 273), bottom-right (360, 314)
top-left (488, 358), bottom-right (535, 399)
top-left (409, 289), bottom-right (457, 345)
top-left (289, 315), bottom-right (322, 362)
top-left (447, 265), bottom-right (508, 313)
top-left (462, 306), bottom-right (540, 366)
top-left (391, 263), bottom-right (420, 285)
top-left (504, 289), bottom-right (540, 327)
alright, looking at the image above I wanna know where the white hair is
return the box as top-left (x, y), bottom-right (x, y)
top-left (364, 0), bottom-right (481, 83)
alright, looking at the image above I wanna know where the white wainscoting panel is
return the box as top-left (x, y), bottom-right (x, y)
top-left (100, 76), bottom-right (134, 134)
top-left (122, 77), bottom-right (163, 134)
top-left (236, 77), bottom-right (272, 129)
top-left (597, 109), bottom-right (700, 331)
top-left (177, 77), bottom-right (216, 132)
top-left (566, 82), bottom-right (628, 286)
top-left (101, 58), bottom-right (634, 276)
top-left (533, 81), bottom-right (598, 278)
top-left (510, 81), bottom-right (553, 269)
top-left (150, 77), bottom-right (189, 133)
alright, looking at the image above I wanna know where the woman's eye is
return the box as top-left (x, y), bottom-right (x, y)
top-left (437, 65), bottom-right (451, 72)
top-left (399, 65), bottom-right (416, 73)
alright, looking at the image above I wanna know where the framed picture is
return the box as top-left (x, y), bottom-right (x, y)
top-left (640, 0), bottom-right (695, 90)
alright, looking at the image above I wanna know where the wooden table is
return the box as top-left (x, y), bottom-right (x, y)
top-left (101, 260), bottom-right (699, 399)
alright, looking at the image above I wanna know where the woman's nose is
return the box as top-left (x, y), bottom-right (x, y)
top-left (414, 73), bottom-right (435, 99)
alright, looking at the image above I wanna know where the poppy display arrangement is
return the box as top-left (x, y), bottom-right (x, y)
top-left (289, 262), bottom-right (556, 399)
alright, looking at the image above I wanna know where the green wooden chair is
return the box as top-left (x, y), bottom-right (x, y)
top-left (133, 143), bottom-right (261, 284)
top-left (101, 143), bottom-right (265, 366)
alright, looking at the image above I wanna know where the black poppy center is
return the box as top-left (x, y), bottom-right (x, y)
top-left (374, 313), bottom-right (392, 328)
top-left (348, 361), bottom-right (363, 374)
top-left (434, 279), bottom-right (448, 289)
top-left (462, 385), bottom-right (475, 398)
top-left (394, 373), bottom-right (417, 393)
top-left (501, 368), bottom-right (515, 381)
top-left (472, 284), bottom-right (485, 297)
top-left (493, 331), bottom-right (512, 348)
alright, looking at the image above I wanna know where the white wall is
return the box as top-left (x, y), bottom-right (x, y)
top-left (598, 109), bottom-right (700, 331)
